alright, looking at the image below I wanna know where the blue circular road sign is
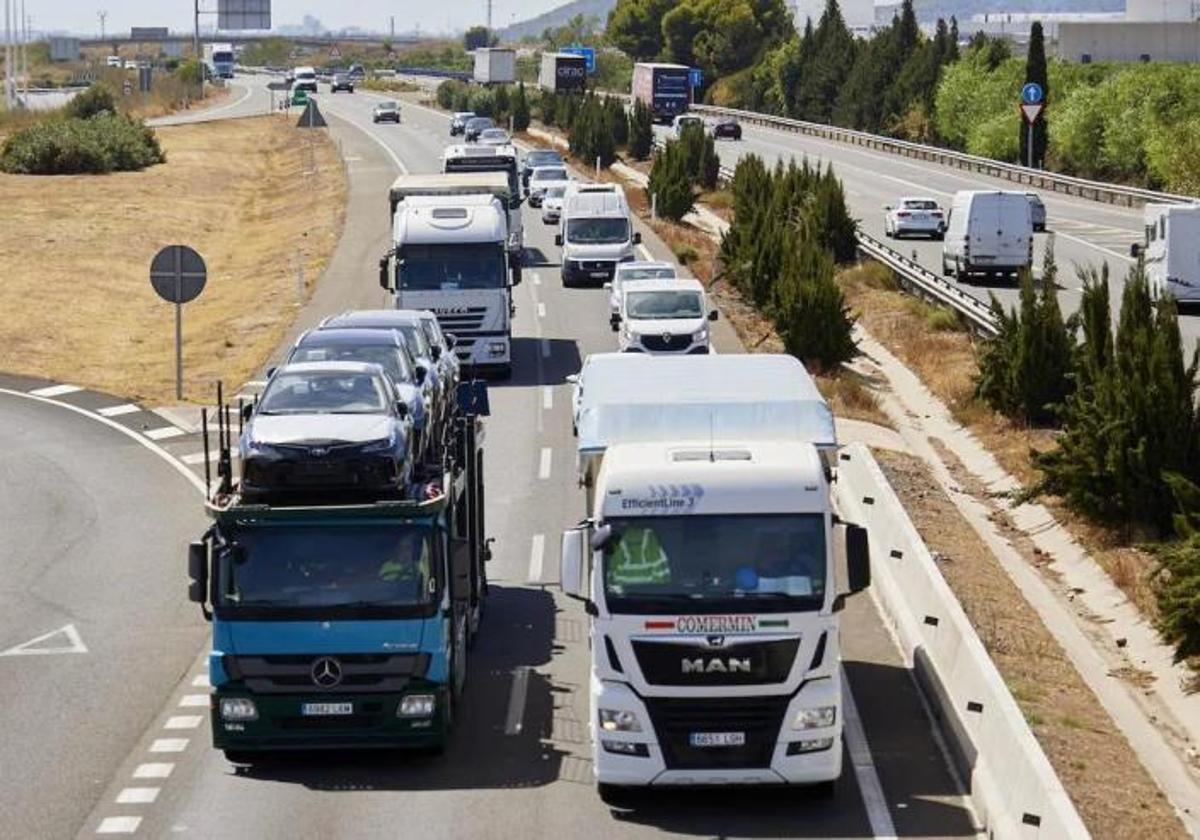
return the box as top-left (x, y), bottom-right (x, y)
top-left (1021, 82), bottom-right (1044, 105)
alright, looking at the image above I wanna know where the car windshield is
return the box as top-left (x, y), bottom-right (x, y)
top-left (545, 185), bottom-right (567, 199)
top-left (469, 118), bottom-right (494, 130)
top-left (378, 101), bottom-right (398, 110)
top-left (217, 525), bottom-right (437, 615)
top-left (400, 242), bottom-right (507, 292)
top-left (258, 371), bottom-right (387, 415)
top-left (527, 152), bottom-right (562, 167)
top-left (481, 130), bottom-right (509, 141)
top-left (289, 344), bottom-right (411, 384)
top-left (567, 217), bottom-right (629, 244)
top-left (618, 267), bottom-right (675, 281)
top-left (533, 168), bottom-right (567, 182)
top-left (626, 290), bottom-right (703, 319)
top-left (603, 514), bottom-right (827, 614)
top-left (902, 200), bottom-right (938, 210)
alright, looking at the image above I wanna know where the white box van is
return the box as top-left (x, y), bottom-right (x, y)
top-left (556, 190), bottom-right (641, 287)
top-left (1133, 204), bottom-right (1200, 303)
top-left (941, 190), bottom-right (1033, 282)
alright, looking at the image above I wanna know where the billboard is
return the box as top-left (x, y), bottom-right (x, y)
top-left (131, 27), bottom-right (169, 40)
top-left (49, 37), bottom-right (81, 62)
top-left (218, 0), bottom-right (271, 31)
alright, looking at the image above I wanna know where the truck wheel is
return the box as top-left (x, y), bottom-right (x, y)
top-left (598, 783), bottom-right (638, 808)
top-left (223, 750), bottom-right (256, 765)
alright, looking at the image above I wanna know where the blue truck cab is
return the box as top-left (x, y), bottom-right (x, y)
top-left (188, 386), bottom-right (489, 762)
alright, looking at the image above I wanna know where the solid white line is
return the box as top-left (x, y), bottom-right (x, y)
top-left (542, 387), bottom-right (553, 410)
top-left (637, 244), bottom-right (654, 261)
top-left (164, 715), bottom-right (203, 730)
top-left (532, 272), bottom-right (542, 286)
top-left (841, 665), bottom-right (899, 840)
top-left (149, 738), bottom-right (189, 753)
top-left (243, 379), bottom-right (268, 388)
top-left (538, 447), bottom-right (552, 480)
top-left (132, 763), bottom-right (174, 780)
top-left (191, 674), bottom-right (210, 688)
top-left (504, 666), bottom-right (531, 735)
top-left (178, 694), bottom-right (208, 707)
top-left (96, 816), bottom-right (141, 834)
top-left (116, 787), bottom-right (159, 805)
top-left (537, 302), bottom-right (546, 318)
top-left (529, 534), bottom-right (545, 583)
top-left (187, 83), bottom-right (253, 120)
top-left (29, 383), bottom-right (81, 397)
top-left (97, 403), bottom-right (140, 418)
top-left (322, 98), bottom-right (409, 174)
top-left (144, 426), bottom-right (185, 441)
top-left (541, 339), bottom-right (551, 359)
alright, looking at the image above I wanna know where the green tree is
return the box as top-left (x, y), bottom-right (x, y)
top-left (647, 140), bottom-right (695, 220)
top-left (607, 0), bottom-right (676, 61)
top-left (627, 98), bottom-right (654, 160)
top-left (793, 0), bottom-right (856, 123)
top-left (1151, 474), bottom-right (1200, 661)
top-left (463, 26), bottom-right (493, 51)
top-left (771, 226), bottom-right (858, 372)
top-left (1021, 21), bottom-right (1049, 168)
top-left (511, 82), bottom-right (531, 132)
top-left (65, 84), bottom-right (117, 119)
top-left (493, 84), bottom-right (511, 124)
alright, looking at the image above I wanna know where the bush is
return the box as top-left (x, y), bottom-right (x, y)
top-left (1151, 475), bottom-right (1200, 661)
top-left (568, 94), bottom-right (617, 169)
top-left (436, 79), bottom-right (466, 110)
top-left (647, 141), bottom-right (695, 221)
top-left (511, 82), bottom-right (531, 132)
top-left (627, 98), bottom-right (654, 161)
top-left (678, 123), bottom-right (720, 190)
top-left (0, 112), bottom-right (165, 175)
top-left (771, 228), bottom-right (858, 372)
top-left (65, 84), bottom-right (117, 119)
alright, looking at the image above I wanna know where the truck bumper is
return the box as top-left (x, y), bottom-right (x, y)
top-left (454, 335), bottom-right (511, 369)
top-left (211, 686), bottom-right (449, 751)
top-left (590, 676), bottom-right (842, 787)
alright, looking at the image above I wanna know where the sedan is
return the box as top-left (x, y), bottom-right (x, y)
top-left (450, 111), bottom-right (475, 136)
top-left (240, 362), bottom-right (415, 502)
top-left (372, 100), bottom-right (401, 123)
top-left (541, 184), bottom-right (568, 225)
top-left (522, 149), bottom-right (564, 189)
top-left (330, 73), bottom-right (355, 93)
top-left (527, 165), bottom-right (569, 207)
top-left (884, 197), bottom-right (945, 239)
top-left (478, 127), bottom-right (512, 147)
top-left (464, 116), bottom-right (495, 142)
top-left (709, 117), bottom-right (742, 140)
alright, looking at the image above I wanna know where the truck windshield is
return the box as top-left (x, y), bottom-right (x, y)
top-left (400, 243), bottom-right (507, 291)
top-left (626, 290), bottom-right (703, 319)
top-left (217, 524), bottom-right (438, 618)
top-left (567, 218), bottom-right (629, 245)
top-left (603, 514), bottom-right (827, 614)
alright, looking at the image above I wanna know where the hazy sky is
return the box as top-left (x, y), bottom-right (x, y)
top-left (30, 1), bottom-right (566, 37)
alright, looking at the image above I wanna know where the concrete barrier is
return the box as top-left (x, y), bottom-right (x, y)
top-left (835, 443), bottom-right (1089, 839)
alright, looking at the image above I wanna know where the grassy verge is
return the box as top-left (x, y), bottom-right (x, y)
top-left (0, 114), bottom-right (346, 404)
top-left (358, 78), bottom-right (421, 95)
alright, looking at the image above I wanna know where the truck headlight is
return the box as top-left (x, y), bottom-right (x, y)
top-left (793, 705), bottom-right (836, 729)
top-left (692, 327), bottom-right (708, 342)
top-left (360, 434), bottom-right (395, 453)
top-left (220, 698), bottom-right (258, 721)
top-left (488, 342), bottom-right (506, 357)
top-left (599, 708), bottom-right (642, 732)
top-left (398, 694), bottom-right (436, 717)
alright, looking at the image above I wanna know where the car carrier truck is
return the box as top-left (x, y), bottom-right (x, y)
top-left (560, 353), bottom-right (870, 799)
top-left (188, 382), bottom-right (492, 759)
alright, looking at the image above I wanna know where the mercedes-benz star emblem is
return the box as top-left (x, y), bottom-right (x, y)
top-left (311, 656), bottom-right (343, 688)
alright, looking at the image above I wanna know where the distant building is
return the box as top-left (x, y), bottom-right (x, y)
top-left (1058, 20), bottom-right (1200, 61)
top-left (48, 36), bottom-right (81, 62)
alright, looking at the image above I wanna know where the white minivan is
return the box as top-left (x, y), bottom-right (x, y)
top-left (941, 190), bottom-right (1033, 282)
top-left (557, 191), bottom-right (641, 287)
top-left (292, 66), bottom-right (318, 92)
top-left (611, 276), bottom-right (717, 354)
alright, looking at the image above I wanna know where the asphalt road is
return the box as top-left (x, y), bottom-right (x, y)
top-left (0, 391), bottom-right (207, 839)
top-left (73, 78), bottom-right (978, 839)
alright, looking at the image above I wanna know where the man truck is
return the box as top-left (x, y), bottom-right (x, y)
top-left (560, 353), bottom-right (870, 799)
top-left (631, 63), bottom-right (691, 124)
top-left (203, 43), bottom-right (235, 79)
top-left (188, 383), bottom-right (491, 759)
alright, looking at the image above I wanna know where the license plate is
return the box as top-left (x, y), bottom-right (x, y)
top-left (689, 731), bottom-right (746, 748)
top-left (591, 271), bottom-right (608, 278)
top-left (301, 702), bottom-right (353, 716)
top-left (913, 213), bottom-right (928, 220)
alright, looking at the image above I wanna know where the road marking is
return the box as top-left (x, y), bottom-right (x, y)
top-left (149, 738), bottom-right (189, 753)
top-left (97, 403), bottom-right (141, 418)
top-left (144, 426), bottom-right (185, 441)
top-left (178, 694), bottom-right (208, 707)
top-left (116, 787), bottom-right (159, 805)
top-left (29, 383), bottom-right (81, 397)
top-left (322, 97), bottom-right (409, 174)
top-left (343, 155), bottom-right (363, 162)
top-left (538, 302), bottom-right (546, 318)
top-left (96, 816), bottom-right (141, 834)
top-left (529, 534), bottom-right (545, 583)
top-left (842, 665), bottom-right (899, 840)
top-left (0, 623), bottom-right (87, 657)
top-left (538, 447), bottom-right (552, 480)
top-left (637, 244), bottom-right (654, 261)
top-left (181, 450), bottom-right (240, 466)
top-left (541, 339), bottom-right (551, 359)
top-left (532, 271), bottom-right (542, 286)
top-left (164, 715), bottom-right (203, 730)
top-left (132, 763), bottom-right (174, 780)
top-left (542, 387), bottom-right (553, 410)
top-left (243, 380), bottom-right (268, 388)
top-left (191, 674), bottom-right (210, 688)
top-left (504, 666), bottom-right (531, 735)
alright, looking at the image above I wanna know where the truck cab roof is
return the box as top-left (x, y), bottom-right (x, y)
top-left (393, 195), bottom-right (507, 246)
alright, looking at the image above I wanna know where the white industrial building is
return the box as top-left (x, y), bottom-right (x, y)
top-left (1056, 0), bottom-right (1200, 61)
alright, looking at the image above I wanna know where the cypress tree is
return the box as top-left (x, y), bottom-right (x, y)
top-left (772, 226), bottom-right (858, 372)
top-left (627, 98), bottom-right (654, 160)
top-left (647, 141), bottom-right (695, 221)
top-left (1021, 21), bottom-right (1049, 168)
top-left (511, 82), bottom-right (531, 132)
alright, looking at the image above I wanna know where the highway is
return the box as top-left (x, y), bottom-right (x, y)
top-left (58, 77), bottom-right (979, 838)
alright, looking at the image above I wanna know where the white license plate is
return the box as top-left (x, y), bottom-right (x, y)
top-left (590, 271), bottom-right (608, 278)
top-left (912, 213), bottom-right (928, 220)
top-left (689, 731), bottom-right (746, 748)
top-left (301, 702), bottom-right (353, 716)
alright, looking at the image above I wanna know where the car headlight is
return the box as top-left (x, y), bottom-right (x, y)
top-left (619, 254), bottom-right (636, 263)
top-left (361, 435), bottom-right (395, 453)
top-left (242, 439), bottom-right (279, 458)
top-left (398, 694), bottom-right (436, 718)
top-left (793, 705), bottom-right (837, 730)
top-left (221, 698), bottom-right (258, 721)
top-left (599, 708), bottom-right (642, 732)
top-left (692, 327), bottom-right (709, 342)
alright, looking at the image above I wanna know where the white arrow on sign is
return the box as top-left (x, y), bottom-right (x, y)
top-left (1021, 102), bottom-right (1044, 124)
top-left (0, 624), bottom-right (88, 657)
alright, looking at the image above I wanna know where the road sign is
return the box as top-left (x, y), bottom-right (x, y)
top-left (329, 45), bottom-right (341, 60)
top-left (1021, 82), bottom-right (1044, 105)
top-left (122, 78), bottom-right (132, 96)
top-left (150, 245), bottom-right (207, 400)
top-left (562, 45), bottom-right (595, 74)
top-left (1021, 102), bottom-right (1044, 124)
top-left (689, 68), bottom-right (703, 89)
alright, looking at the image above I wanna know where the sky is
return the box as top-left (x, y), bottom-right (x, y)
top-left (28, 1), bottom-right (566, 37)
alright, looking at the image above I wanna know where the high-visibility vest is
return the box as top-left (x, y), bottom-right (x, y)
top-left (610, 527), bottom-right (671, 586)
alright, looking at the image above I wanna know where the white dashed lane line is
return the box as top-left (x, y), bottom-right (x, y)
top-left (132, 764), bottom-right (174, 780)
top-left (164, 715), bottom-right (203, 730)
top-left (116, 788), bottom-right (160, 805)
top-left (148, 738), bottom-right (189, 754)
top-left (96, 816), bottom-right (141, 834)
top-left (97, 403), bottom-right (141, 418)
top-left (529, 534), bottom-right (545, 584)
top-left (538, 302), bottom-right (546, 318)
top-left (178, 694), bottom-right (208, 707)
top-left (28, 383), bottom-right (82, 397)
top-left (542, 387), bottom-right (553, 410)
top-left (144, 426), bottom-right (186, 441)
top-left (538, 447), bottom-right (552, 480)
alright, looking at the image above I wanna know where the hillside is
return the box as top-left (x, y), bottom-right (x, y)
top-left (500, 0), bottom-right (616, 41)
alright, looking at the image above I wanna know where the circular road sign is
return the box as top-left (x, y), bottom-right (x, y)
top-left (150, 245), bottom-right (207, 304)
top-left (1021, 82), bottom-right (1044, 105)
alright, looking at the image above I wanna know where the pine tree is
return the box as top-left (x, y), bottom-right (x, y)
top-left (1021, 21), bottom-right (1049, 168)
top-left (647, 141), bottom-right (695, 221)
top-left (719, 154), bottom-right (771, 289)
top-left (771, 226), bottom-right (858, 372)
top-left (511, 82), bottom-right (531, 132)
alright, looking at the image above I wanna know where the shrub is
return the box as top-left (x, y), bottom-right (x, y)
top-left (511, 82), bottom-right (531, 132)
top-left (1151, 474), bottom-right (1200, 661)
top-left (0, 112), bottom-right (165, 175)
top-left (65, 84), bottom-right (117, 119)
top-left (677, 122), bottom-right (720, 190)
top-left (771, 228), bottom-right (858, 372)
top-left (627, 98), bottom-right (654, 160)
top-left (568, 94), bottom-right (617, 169)
top-left (647, 141), bottom-right (695, 221)
top-left (673, 243), bottom-right (699, 265)
top-left (436, 79), bottom-right (459, 110)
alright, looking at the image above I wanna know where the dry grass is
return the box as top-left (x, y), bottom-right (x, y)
top-left (0, 114), bottom-right (346, 404)
top-left (878, 450), bottom-right (1187, 840)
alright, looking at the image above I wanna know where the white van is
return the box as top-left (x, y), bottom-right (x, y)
top-left (292, 66), bottom-right (318, 92)
top-left (1133, 204), bottom-right (1200, 303)
top-left (941, 190), bottom-right (1033, 282)
top-left (556, 191), bottom-right (640, 287)
top-left (611, 276), bottom-right (717, 354)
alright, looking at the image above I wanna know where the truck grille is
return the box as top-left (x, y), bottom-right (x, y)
top-left (644, 695), bottom-right (790, 770)
top-left (223, 653), bottom-right (430, 694)
top-left (433, 308), bottom-right (487, 334)
top-left (631, 639), bottom-right (799, 686)
top-left (638, 334), bottom-right (688, 353)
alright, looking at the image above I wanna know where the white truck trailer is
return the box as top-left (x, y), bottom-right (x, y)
top-left (473, 48), bottom-right (516, 84)
top-left (1133, 204), bottom-right (1200, 303)
top-left (560, 353), bottom-right (870, 799)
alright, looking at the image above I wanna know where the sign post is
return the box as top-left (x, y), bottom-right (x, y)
top-left (1020, 82), bottom-right (1045, 170)
top-left (150, 245), bottom-right (208, 400)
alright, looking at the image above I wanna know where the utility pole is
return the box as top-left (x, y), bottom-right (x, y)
top-left (390, 15), bottom-right (395, 40)
top-left (20, 0), bottom-right (26, 99)
top-left (487, 0), bottom-right (492, 33)
top-left (98, 9), bottom-right (106, 42)
top-left (4, 0), bottom-right (12, 110)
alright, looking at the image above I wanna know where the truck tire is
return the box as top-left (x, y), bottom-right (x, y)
top-left (223, 750), bottom-right (256, 765)
top-left (598, 783), bottom-right (638, 808)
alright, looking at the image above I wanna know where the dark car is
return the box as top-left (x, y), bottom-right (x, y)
top-left (372, 100), bottom-right (401, 123)
top-left (521, 149), bottom-right (564, 190)
top-left (710, 117), bottom-right (742, 140)
top-left (285, 328), bottom-right (433, 463)
top-left (464, 116), bottom-right (495, 142)
top-left (239, 362), bottom-right (415, 502)
top-left (330, 73), bottom-right (355, 93)
top-left (450, 111), bottom-right (475, 136)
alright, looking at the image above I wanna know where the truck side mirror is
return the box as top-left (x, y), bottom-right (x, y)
top-left (1130, 242), bottom-right (1142, 258)
top-left (610, 314), bottom-right (621, 332)
top-left (560, 527), bottom-right (590, 601)
top-left (396, 400), bottom-right (409, 419)
top-left (555, 233), bottom-right (564, 247)
top-left (846, 524), bottom-right (870, 593)
top-left (378, 255), bottom-right (391, 291)
top-left (708, 310), bottom-right (718, 322)
top-left (188, 541), bottom-right (209, 608)
top-left (240, 402), bottom-right (254, 423)
top-left (632, 232), bottom-right (642, 245)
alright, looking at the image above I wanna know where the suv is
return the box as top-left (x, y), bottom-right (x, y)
top-left (330, 73), bottom-right (355, 93)
top-left (464, 116), bottom-right (495, 142)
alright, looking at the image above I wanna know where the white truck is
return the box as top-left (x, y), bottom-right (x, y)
top-left (1132, 204), bottom-right (1200, 303)
top-left (941, 190), bottom-right (1033, 282)
top-left (379, 193), bottom-right (522, 378)
top-left (473, 48), bottom-right (516, 85)
top-left (442, 144), bottom-right (523, 258)
top-left (560, 353), bottom-right (870, 799)
top-left (203, 42), bottom-right (235, 79)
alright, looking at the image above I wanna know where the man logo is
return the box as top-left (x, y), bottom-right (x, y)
top-left (681, 657), bottom-right (751, 675)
